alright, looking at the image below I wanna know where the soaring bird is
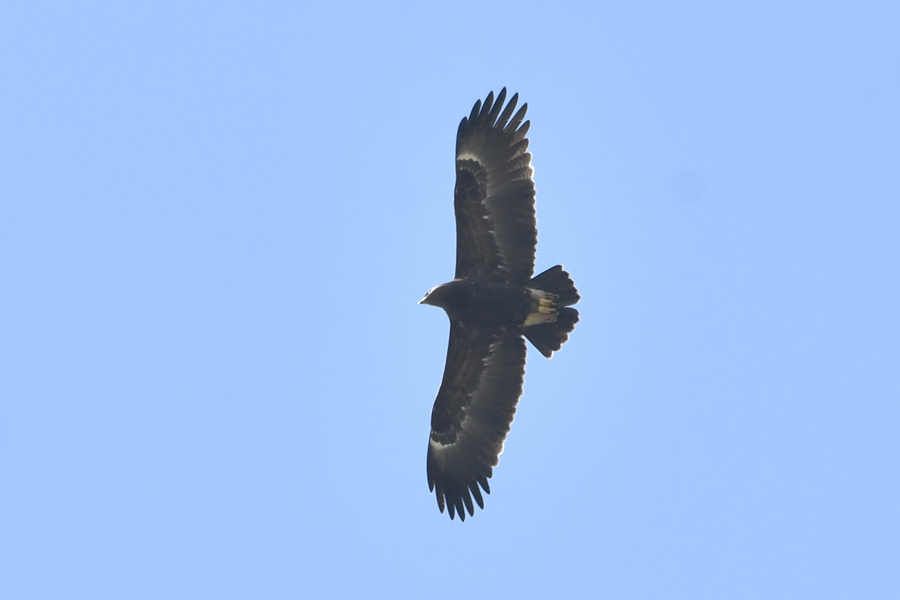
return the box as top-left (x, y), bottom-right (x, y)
top-left (421, 89), bottom-right (580, 520)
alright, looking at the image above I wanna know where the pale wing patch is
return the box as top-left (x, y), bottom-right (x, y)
top-left (428, 437), bottom-right (450, 470)
top-left (481, 338), bottom-right (501, 365)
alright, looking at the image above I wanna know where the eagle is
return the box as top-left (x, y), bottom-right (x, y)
top-left (420, 89), bottom-right (580, 521)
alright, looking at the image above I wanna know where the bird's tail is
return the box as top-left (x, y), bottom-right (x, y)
top-left (521, 265), bottom-right (580, 358)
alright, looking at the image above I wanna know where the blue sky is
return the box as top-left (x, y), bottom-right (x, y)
top-left (2, 1), bottom-right (899, 598)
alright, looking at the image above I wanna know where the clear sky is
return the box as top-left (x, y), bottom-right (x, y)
top-left (2, 2), bottom-right (898, 598)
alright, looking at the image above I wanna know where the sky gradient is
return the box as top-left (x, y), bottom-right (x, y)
top-left (2, 2), bottom-right (899, 598)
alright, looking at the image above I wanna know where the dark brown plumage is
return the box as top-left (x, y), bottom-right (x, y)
top-left (420, 89), bottom-right (580, 520)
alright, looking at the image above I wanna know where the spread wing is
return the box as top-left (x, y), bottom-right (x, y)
top-left (427, 323), bottom-right (526, 521)
top-left (454, 89), bottom-right (537, 286)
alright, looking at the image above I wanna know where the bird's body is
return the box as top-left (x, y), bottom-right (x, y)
top-left (422, 280), bottom-right (530, 328)
top-left (421, 89), bottom-right (579, 521)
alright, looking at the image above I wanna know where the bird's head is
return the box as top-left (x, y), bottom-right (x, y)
top-left (420, 281), bottom-right (458, 311)
top-left (420, 280), bottom-right (469, 321)
top-left (419, 284), bottom-right (444, 308)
